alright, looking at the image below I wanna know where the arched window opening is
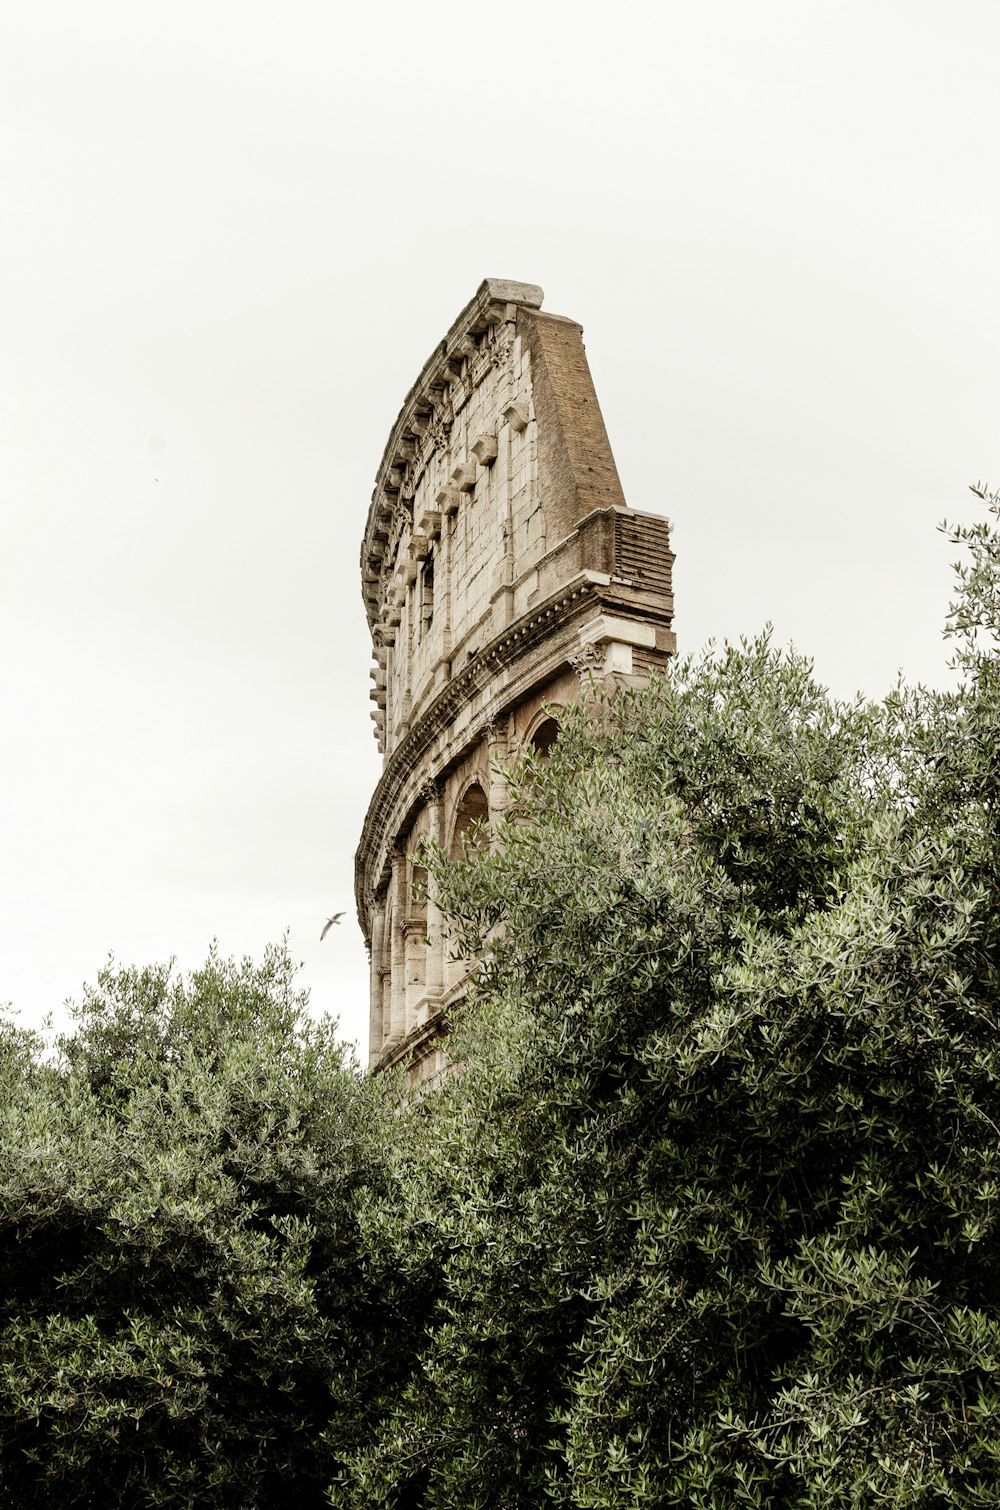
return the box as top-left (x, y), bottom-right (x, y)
top-left (410, 862), bottom-right (428, 924)
top-left (419, 552), bottom-right (434, 638)
top-left (529, 716), bottom-right (560, 760)
top-left (450, 783), bottom-right (490, 860)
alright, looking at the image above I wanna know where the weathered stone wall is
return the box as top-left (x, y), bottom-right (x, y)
top-left (356, 280), bottom-right (675, 1080)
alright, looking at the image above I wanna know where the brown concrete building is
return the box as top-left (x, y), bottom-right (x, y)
top-left (356, 280), bottom-right (675, 1081)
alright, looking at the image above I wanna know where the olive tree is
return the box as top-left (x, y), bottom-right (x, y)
top-left (0, 944), bottom-right (399, 1508)
top-left (335, 487), bottom-right (1000, 1508)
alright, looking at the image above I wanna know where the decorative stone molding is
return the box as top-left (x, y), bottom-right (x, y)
top-left (436, 486), bottom-right (461, 516)
top-left (357, 564), bottom-right (668, 913)
top-left (578, 613), bottom-right (657, 649)
top-left (451, 462), bottom-right (477, 493)
top-left (471, 433), bottom-right (498, 467)
top-left (569, 642), bottom-right (605, 678)
top-left (502, 399), bottom-right (529, 432)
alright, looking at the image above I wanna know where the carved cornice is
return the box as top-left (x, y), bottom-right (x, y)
top-left (569, 642), bottom-right (605, 677)
top-left (355, 571), bottom-right (653, 930)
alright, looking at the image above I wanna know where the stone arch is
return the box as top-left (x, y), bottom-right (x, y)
top-left (526, 711), bottom-right (561, 760)
top-left (450, 781), bottom-right (490, 860)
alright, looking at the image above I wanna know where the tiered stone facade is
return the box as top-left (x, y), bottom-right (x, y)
top-left (356, 280), bottom-right (675, 1080)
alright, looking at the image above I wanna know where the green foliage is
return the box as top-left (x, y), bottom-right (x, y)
top-left (331, 487), bottom-right (1000, 1506)
top-left (0, 944), bottom-right (395, 1508)
top-left (943, 482), bottom-right (1000, 669)
top-left (5, 487), bottom-right (1000, 1506)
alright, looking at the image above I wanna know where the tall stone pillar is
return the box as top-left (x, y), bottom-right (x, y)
top-left (389, 846), bottom-right (407, 1042)
top-left (486, 720), bottom-right (510, 830)
top-left (368, 900), bottom-right (386, 1055)
top-left (438, 510), bottom-right (453, 662)
top-left (423, 782), bottom-right (445, 1004)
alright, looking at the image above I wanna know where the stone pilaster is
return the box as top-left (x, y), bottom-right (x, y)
top-left (485, 719), bottom-right (511, 828)
top-left (369, 899), bottom-right (386, 1053)
top-left (389, 846), bottom-right (407, 1042)
top-left (422, 780), bottom-right (445, 1002)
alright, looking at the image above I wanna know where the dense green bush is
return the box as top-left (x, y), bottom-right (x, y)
top-left (333, 487), bottom-right (1000, 1508)
top-left (0, 945), bottom-right (399, 1507)
top-left (4, 488), bottom-right (1000, 1506)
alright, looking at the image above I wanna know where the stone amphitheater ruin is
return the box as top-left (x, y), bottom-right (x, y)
top-left (356, 280), bottom-right (674, 1082)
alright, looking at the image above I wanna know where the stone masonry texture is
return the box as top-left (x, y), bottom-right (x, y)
top-left (356, 280), bottom-right (675, 1082)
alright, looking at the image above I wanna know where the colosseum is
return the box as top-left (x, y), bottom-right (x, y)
top-left (356, 279), bottom-right (675, 1081)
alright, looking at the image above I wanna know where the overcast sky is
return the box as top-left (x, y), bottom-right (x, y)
top-left (2, 1), bottom-right (998, 1059)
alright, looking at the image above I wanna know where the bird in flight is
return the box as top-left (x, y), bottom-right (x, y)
top-left (320, 913), bottom-right (344, 941)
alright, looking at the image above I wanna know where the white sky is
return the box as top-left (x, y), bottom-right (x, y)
top-left (2, 1), bottom-right (998, 1059)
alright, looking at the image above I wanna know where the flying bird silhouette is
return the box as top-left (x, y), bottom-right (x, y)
top-left (320, 913), bottom-right (344, 941)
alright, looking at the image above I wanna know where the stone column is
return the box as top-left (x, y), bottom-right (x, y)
top-left (389, 846), bottom-right (407, 1042)
top-left (383, 641), bottom-right (394, 746)
top-left (399, 584), bottom-right (413, 730)
top-left (503, 418), bottom-right (515, 589)
top-left (423, 781), bottom-right (444, 1002)
top-left (368, 898), bottom-right (386, 1061)
top-left (486, 719), bottom-right (511, 832)
top-left (569, 641), bottom-right (606, 692)
top-left (439, 512), bottom-right (453, 662)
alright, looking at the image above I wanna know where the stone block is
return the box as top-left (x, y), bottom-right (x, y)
top-left (503, 399), bottom-right (529, 432)
top-left (436, 486), bottom-right (462, 516)
top-left (579, 613), bottom-right (657, 649)
top-left (471, 433), bottom-right (498, 466)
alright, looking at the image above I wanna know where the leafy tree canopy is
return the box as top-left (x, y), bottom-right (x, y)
top-left (333, 485), bottom-right (1000, 1508)
top-left (4, 486), bottom-right (1000, 1507)
top-left (0, 943), bottom-right (398, 1508)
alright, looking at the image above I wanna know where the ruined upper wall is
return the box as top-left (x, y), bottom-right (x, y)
top-left (361, 280), bottom-right (632, 757)
top-left (356, 282), bottom-right (675, 1077)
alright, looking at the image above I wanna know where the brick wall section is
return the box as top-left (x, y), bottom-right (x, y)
top-left (614, 511), bottom-right (672, 592)
top-left (520, 309), bottom-right (626, 545)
